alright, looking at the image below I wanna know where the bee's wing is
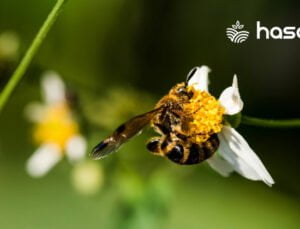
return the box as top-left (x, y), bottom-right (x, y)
top-left (91, 109), bottom-right (160, 160)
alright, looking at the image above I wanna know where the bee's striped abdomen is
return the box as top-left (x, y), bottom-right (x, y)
top-left (146, 132), bottom-right (219, 166)
top-left (181, 134), bottom-right (220, 165)
top-left (184, 143), bottom-right (201, 164)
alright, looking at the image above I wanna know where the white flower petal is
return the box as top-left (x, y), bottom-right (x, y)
top-left (41, 71), bottom-right (66, 104)
top-left (218, 126), bottom-right (274, 186)
top-left (26, 143), bottom-right (62, 178)
top-left (24, 102), bottom-right (46, 123)
top-left (66, 135), bottom-right (87, 162)
top-left (219, 75), bottom-right (244, 115)
top-left (218, 139), bottom-right (261, 180)
top-left (207, 154), bottom-right (234, 177)
top-left (187, 66), bottom-right (210, 92)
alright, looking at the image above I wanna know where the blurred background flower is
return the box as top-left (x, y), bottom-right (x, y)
top-left (0, 31), bottom-right (19, 61)
top-left (25, 71), bottom-right (87, 177)
top-left (71, 160), bottom-right (104, 195)
top-left (0, 31), bottom-right (20, 88)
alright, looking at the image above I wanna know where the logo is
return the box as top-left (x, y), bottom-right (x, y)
top-left (257, 21), bottom-right (300, 39)
top-left (226, 20), bottom-right (250, 43)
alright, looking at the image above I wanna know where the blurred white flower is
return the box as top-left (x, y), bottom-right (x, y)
top-left (71, 161), bottom-right (104, 195)
top-left (0, 31), bottom-right (20, 61)
top-left (25, 71), bottom-right (87, 177)
top-left (187, 66), bottom-right (274, 186)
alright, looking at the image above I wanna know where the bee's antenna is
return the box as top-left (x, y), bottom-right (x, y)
top-left (186, 67), bottom-right (199, 83)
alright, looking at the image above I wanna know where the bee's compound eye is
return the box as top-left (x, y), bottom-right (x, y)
top-left (176, 86), bottom-right (193, 99)
top-left (146, 138), bottom-right (160, 153)
top-left (177, 87), bottom-right (186, 94)
top-left (186, 67), bottom-right (199, 83)
top-left (166, 144), bottom-right (184, 163)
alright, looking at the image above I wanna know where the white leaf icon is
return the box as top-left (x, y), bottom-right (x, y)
top-left (226, 21), bottom-right (249, 44)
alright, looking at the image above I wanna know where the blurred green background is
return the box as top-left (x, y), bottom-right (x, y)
top-left (0, 0), bottom-right (299, 228)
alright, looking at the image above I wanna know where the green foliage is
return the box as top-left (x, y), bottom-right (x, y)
top-left (83, 87), bottom-right (155, 130)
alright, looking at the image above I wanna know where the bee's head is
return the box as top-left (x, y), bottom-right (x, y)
top-left (173, 83), bottom-right (193, 100)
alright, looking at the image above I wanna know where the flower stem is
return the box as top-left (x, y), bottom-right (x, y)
top-left (0, 0), bottom-right (67, 113)
top-left (242, 115), bottom-right (300, 128)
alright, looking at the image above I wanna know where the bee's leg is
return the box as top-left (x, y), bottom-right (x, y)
top-left (147, 135), bottom-right (174, 157)
top-left (146, 137), bottom-right (162, 155)
top-left (154, 119), bottom-right (172, 135)
top-left (153, 110), bottom-right (173, 135)
top-left (160, 135), bottom-right (173, 151)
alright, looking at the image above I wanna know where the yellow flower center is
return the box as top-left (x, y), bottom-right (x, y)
top-left (183, 86), bottom-right (224, 143)
top-left (33, 103), bottom-right (79, 149)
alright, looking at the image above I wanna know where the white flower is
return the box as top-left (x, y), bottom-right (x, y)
top-left (25, 71), bottom-right (87, 178)
top-left (187, 66), bottom-right (274, 186)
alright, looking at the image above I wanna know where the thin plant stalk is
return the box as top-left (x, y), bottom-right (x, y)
top-left (0, 0), bottom-right (67, 113)
top-left (242, 115), bottom-right (300, 128)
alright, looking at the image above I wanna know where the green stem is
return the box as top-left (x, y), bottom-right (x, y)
top-left (242, 115), bottom-right (300, 128)
top-left (0, 0), bottom-right (67, 113)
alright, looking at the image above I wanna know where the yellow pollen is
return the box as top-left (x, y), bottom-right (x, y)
top-left (33, 103), bottom-right (79, 149)
top-left (183, 86), bottom-right (224, 143)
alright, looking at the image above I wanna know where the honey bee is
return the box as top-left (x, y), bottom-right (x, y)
top-left (91, 68), bottom-right (220, 165)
